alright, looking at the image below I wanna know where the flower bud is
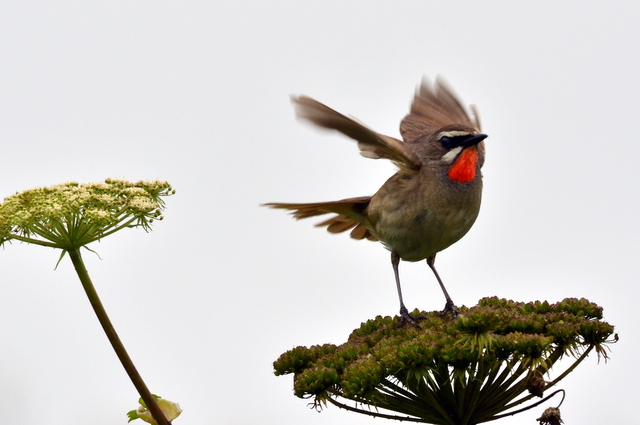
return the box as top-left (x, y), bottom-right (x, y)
top-left (127, 396), bottom-right (182, 424)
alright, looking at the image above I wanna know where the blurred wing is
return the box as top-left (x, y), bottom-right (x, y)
top-left (292, 96), bottom-right (421, 171)
top-left (400, 77), bottom-right (481, 144)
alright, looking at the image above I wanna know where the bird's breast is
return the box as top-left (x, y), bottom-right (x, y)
top-left (368, 174), bottom-right (482, 262)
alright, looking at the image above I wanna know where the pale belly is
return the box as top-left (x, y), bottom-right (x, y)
top-left (372, 205), bottom-right (479, 262)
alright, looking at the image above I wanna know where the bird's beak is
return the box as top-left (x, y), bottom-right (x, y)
top-left (461, 133), bottom-right (488, 148)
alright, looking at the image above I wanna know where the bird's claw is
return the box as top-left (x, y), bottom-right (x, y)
top-left (439, 300), bottom-right (460, 319)
top-left (397, 306), bottom-right (425, 328)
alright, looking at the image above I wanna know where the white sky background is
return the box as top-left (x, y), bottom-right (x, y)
top-left (0, 2), bottom-right (638, 424)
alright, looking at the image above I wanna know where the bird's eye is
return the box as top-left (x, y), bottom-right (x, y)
top-left (440, 136), bottom-right (452, 149)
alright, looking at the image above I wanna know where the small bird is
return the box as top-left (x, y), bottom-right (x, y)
top-left (265, 77), bottom-right (487, 326)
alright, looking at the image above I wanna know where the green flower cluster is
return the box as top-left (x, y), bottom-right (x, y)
top-left (0, 179), bottom-right (175, 250)
top-left (274, 297), bottom-right (615, 425)
top-left (0, 178), bottom-right (177, 425)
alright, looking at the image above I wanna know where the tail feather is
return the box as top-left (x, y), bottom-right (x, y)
top-left (316, 216), bottom-right (359, 233)
top-left (263, 196), bottom-right (376, 241)
top-left (350, 223), bottom-right (378, 241)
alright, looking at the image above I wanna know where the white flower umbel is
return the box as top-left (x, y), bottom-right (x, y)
top-left (0, 179), bottom-right (177, 425)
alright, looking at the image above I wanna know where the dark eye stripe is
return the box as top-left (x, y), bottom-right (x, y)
top-left (440, 135), bottom-right (469, 149)
top-left (440, 133), bottom-right (487, 150)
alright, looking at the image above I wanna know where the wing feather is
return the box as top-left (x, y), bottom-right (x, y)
top-left (292, 96), bottom-right (421, 171)
top-left (400, 77), bottom-right (481, 144)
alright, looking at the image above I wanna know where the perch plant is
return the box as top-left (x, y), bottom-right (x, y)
top-left (275, 297), bottom-right (616, 425)
top-left (0, 179), bottom-right (180, 425)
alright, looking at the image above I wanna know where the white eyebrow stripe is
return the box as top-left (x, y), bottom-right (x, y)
top-left (441, 146), bottom-right (463, 164)
top-left (440, 130), bottom-right (471, 138)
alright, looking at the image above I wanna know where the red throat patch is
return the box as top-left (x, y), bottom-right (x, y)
top-left (447, 146), bottom-right (478, 183)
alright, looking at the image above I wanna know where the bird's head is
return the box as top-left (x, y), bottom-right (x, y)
top-left (425, 126), bottom-right (487, 183)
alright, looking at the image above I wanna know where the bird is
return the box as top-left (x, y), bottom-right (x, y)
top-left (264, 77), bottom-right (487, 326)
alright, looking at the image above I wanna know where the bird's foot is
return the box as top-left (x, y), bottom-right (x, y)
top-left (439, 300), bottom-right (460, 319)
top-left (397, 306), bottom-right (425, 328)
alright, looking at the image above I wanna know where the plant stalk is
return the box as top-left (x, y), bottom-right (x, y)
top-left (68, 248), bottom-right (170, 425)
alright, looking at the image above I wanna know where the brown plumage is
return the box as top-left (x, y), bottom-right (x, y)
top-left (264, 77), bottom-right (487, 326)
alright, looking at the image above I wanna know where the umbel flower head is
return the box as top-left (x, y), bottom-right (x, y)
top-left (0, 179), bottom-right (175, 252)
top-left (0, 179), bottom-right (178, 425)
top-left (274, 297), bottom-right (616, 425)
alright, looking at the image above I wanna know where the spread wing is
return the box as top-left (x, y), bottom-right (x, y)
top-left (400, 77), bottom-right (482, 144)
top-left (292, 96), bottom-right (421, 172)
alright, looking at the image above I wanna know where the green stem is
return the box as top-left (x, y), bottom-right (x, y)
top-left (326, 396), bottom-right (430, 423)
top-left (68, 247), bottom-right (170, 425)
top-left (490, 389), bottom-right (565, 421)
top-left (541, 345), bottom-right (593, 390)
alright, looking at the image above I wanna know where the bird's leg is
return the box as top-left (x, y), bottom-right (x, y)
top-left (427, 255), bottom-right (459, 319)
top-left (392, 252), bottom-right (423, 327)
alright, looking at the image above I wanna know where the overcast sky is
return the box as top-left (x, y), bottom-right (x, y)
top-left (1, 2), bottom-right (638, 424)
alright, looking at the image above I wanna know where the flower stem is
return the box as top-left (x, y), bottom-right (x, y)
top-left (68, 248), bottom-right (170, 425)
